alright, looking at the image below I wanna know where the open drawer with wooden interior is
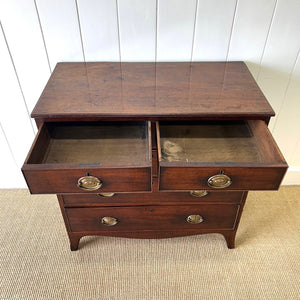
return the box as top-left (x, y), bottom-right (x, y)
top-left (157, 120), bottom-right (287, 191)
top-left (21, 62), bottom-right (289, 251)
top-left (22, 121), bottom-right (152, 194)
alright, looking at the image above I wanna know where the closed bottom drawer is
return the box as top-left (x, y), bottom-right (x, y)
top-left (65, 204), bottom-right (240, 232)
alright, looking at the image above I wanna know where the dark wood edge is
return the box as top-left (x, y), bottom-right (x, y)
top-left (22, 164), bottom-right (152, 171)
top-left (156, 121), bottom-right (162, 163)
top-left (147, 121), bottom-right (152, 163)
top-left (33, 115), bottom-right (275, 123)
top-left (159, 162), bottom-right (288, 168)
top-left (155, 122), bottom-right (162, 181)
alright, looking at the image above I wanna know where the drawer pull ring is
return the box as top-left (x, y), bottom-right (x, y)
top-left (97, 193), bottom-right (115, 197)
top-left (207, 174), bottom-right (232, 189)
top-left (187, 215), bottom-right (204, 224)
top-left (77, 176), bottom-right (103, 191)
top-left (190, 190), bottom-right (208, 197)
top-left (101, 216), bottom-right (119, 226)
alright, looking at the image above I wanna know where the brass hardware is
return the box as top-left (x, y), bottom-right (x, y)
top-left (101, 216), bottom-right (118, 226)
top-left (186, 215), bottom-right (204, 224)
top-left (97, 192), bottom-right (115, 197)
top-left (190, 190), bottom-right (208, 198)
top-left (207, 174), bottom-right (232, 189)
top-left (77, 176), bottom-right (102, 191)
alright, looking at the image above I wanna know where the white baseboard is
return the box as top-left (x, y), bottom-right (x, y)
top-left (282, 168), bottom-right (300, 185)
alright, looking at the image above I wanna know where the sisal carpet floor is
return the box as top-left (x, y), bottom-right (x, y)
top-left (1, 187), bottom-right (299, 299)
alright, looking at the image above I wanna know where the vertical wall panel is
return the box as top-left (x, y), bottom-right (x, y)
top-left (282, 167), bottom-right (300, 185)
top-left (118, 0), bottom-right (156, 61)
top-left (157, 0), bottom-right (197, 61)
top-left (272, 55), bottom-right (300, 166)
top-left (227, 0), bottom-right (276, 78)
top-left (291, 141), bottom-right (300, 166)
top-left (0, 27), bottom-right (34, 167)
top-left (257, 0), bottom-right (300, 130)
top-left (36, 0), bottom-right (84, 70)
top-left (0, 125), bottom-right (26, 188)
top-left (0, 0), bottom-right (50, 113)
top-left (77, 0), bottom-right (119, 61)
top-left (193, 0), bottom-right (236, 61)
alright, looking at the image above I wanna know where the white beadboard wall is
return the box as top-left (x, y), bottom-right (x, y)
top-left (0, 0), bottom-right (299, 188)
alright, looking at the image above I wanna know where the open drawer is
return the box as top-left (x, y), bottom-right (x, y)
top-left (22, 121), bottom-right (152, 194)
top-left (157, 120), bottom-right (287, 191)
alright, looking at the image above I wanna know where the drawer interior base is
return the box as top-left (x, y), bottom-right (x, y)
top-left (28, 121), bottom-right (149, 165)
top-left (159, 121), bottom-right (262, 163)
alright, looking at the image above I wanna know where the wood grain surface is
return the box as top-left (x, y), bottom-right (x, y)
top-left (31, 62), bottom-right (275, 119)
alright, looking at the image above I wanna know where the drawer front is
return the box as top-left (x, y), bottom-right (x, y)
top-left (23, 168), bottom-right (151, 194)
top-left (22, 121), bottom-right (152, 194)
top-left (157, 120), bottom-right (288, 191)
top-left (159, 167), bottom-right (287, 191)
top-left (65, 204), bottom-right (239, 232)
top-left (62, 191), bottom-right (244, 206)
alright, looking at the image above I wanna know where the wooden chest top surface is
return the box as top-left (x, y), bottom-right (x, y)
top-left (31, 62), bottom-right (274, 120)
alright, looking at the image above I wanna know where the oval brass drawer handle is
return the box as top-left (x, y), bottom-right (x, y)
top-left (101, 216), bottom-right (119, 226)
top-left (190, 190), bottom-right (208, 198)
top-left (186, 215), bottom-right (204, 224)
top-left (97, 192), bottom-right (115, 198)
top-left (207, 174), bottom-right (232, 189)
top-left (77, 176), bottom-right (103, 191)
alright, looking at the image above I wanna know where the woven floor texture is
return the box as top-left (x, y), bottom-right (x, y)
top-left (1, 187), bottom-right (299, 299)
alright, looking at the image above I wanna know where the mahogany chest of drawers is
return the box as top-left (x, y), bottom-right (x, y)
top-left (22, 62), bottom-right (288, 250)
